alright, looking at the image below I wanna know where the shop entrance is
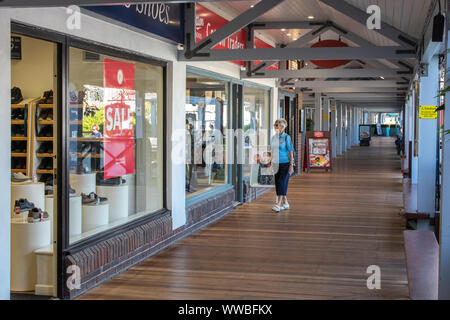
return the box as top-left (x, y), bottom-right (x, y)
top-left (10, 31), bottom-right (60, 298)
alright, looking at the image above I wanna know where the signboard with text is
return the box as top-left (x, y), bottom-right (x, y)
top-left (103, 58), bottom-right (136, 179)
top-left (419, 105), bottom-right (437, 119)
top-left (86, 3), bottom-right (184, 43)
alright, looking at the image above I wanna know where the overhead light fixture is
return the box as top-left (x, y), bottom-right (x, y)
top-left (380, 76), bottom-right (385, 80)
top-left (281, 28), bottom-right (286, 32)
top-left (250, 5), bottom-right (254, 8)
top-left (287, 33), bottom-right (292, 36)
top-left (432, 0), bottom-right (444, 42)
top-left (307, 16), bottom-right (315, 20)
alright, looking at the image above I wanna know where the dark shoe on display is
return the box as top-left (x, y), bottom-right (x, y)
top-left (14, 198), bottom-right (35, 212)
top-left (38, 158), bottom-right (53, 170)
top-left (96, 172), bottom-right (126, 186)
top-left (38, 125), bottom-right (53, 137)
top-left (39, 109), bottom-right (49, 120)
top-left (11, 87), bottom-right (23, 104)
top-left (37, 142), bottom-right (53, 154)
top-left (11, 109), bottom-right (24, 120)
top-left (76, 164), bottom-right (90, 174)
top-left (27, 208), bottom-right (49, 223)
top-left (12, 125), bottom-right (25, 137)
top-left (38, 90), bottom-right (54, 104)
top-left (81, 192), bottom-right (107, 205)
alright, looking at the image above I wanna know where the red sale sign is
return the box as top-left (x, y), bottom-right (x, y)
top-left (103, 58), bottom-right (136, 179)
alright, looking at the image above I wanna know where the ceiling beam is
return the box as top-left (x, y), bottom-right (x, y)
top-left (242, 68), bottom-right (411, 79)
top-left (179, 46), bottom-right (416, 62)
top-left (280, 80), bottom-right (407, 88)
top-left (184, 0), bottom-right (285, 57)
top-left (251, 21), bottom-right (321, 30)
top-left (303, 87), bottom-right (408, 93)
top-left (318, 0), bottom-right (418, 48)
top-left (0, 0), bottom-right (250, 6)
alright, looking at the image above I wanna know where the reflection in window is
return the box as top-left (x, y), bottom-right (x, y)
top-left (185, 73), bottom-right (228, 197)
top-left (68, 48), bottom-right (164, 243)
top-left (243, 86), bottom-right (269, 180)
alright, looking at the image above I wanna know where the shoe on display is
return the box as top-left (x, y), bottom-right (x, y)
top-left (37, 142), bottom-right (52, 154)
top-left (14, 198), bottom-right (35, 212)
top-left (45, 109), bottom-right (53, 121)
top-left (11, 87), bottom-right (23, 104)
top-left (81, 192), bottom-right (107, 205)
top-left (39, 109), bottom-right (49, 120)
top-left (96, 172), bottom-right (126, 186)
top-left (38, 125), bottom-right (53, 137)
top-left (27, 208), bottom-right (49, 223)
top-left (76, 165), bottom-right (90, 174)
top-left (45, 185), bottom-right (53, 195)
top-left (38, 158), bottom-right (53, 170)
top-left (69, 185), bottom-right (76, 196)
top-left (12, 172), bottom-right (32, 183)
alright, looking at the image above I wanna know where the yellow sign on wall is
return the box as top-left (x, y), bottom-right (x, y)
top-left (323, 114), bottom-right (329, 120)
top-left (419, 106), bottom-right (437, 119)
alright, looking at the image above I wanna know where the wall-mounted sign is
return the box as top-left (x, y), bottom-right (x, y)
top-left (196, 4), bottom-right (278, 69)
top-left (11, 36), bottom-right (21, 60)
top-left (103, 58), bottom-right (136, 179)
top-left (419, 105), bottom-right (437, 119)
top-left (323, 114), bottom-right (329, 120)
top-left (85, 3), bottom-right (184, 43)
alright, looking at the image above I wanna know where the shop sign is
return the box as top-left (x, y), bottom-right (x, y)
top-left (308, 137), bottom-right (331, 168)
top-left (103, 58), bottom-right (136, 179)
top-left (313, 131), bottom-right (324, 138)
top-left (419, 105), bottom-right (437, 119)
top-left (196, 4), bottom-right (278, 69)
top-left (11, 36), bottom-right (21, 60)
top-left (85, 3), bottom-right (184, 43)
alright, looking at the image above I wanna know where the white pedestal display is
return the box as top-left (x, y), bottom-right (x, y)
top-left (11, 219), bottom-right (51, 292)
top-left (70, 196), bottom-right (82, 237)
top-left (11, 182), bottom-right (45, 219)
top-left (70, 173), bottom-right (96, 196)
top-left (97, 184), bottom-right (129, 222)
top-left (82, 203), bottom-right (109, 232)
top-left (34, 245), bottom-right (53, 296)
top-left (45, 196), bottom-right (54, 242)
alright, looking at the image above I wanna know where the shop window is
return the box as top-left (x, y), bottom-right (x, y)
top-left (68, 47), bottom-right (164, 243)
top-left (243, 86), bottom-right (269, 180)
top-left (185, 72), bottom-right (229, 197)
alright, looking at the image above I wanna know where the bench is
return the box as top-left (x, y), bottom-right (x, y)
top-left (404, 230), bottom-right (439, 300)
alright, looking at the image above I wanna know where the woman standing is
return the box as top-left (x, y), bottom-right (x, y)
top-left (272, 119), bottom-right (295, 212)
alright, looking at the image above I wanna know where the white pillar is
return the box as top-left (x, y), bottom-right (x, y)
top-left (348, 107), bottom-right (353, 148)
top-left (417, 55), bottom-right (439, 217)
top-left (0, 9), bottom-right (11, 300)
top-left (167, 61), bottom-right (187, 230)
top-left (314, 94), bottom-right (322, 131)
top-left (323, 98), bottom-right (330, 132)
top-left (336, 103), bottom-right (343, 156)
top-left (439, 29), bottom-right (450, 300)
top-left (331, 101), bottom-right (337, 158)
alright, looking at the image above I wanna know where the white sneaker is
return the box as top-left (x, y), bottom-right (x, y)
top-left (272, 205), bottom-right (282, 212)
top-left (282, 203), bottom-right (290, 210)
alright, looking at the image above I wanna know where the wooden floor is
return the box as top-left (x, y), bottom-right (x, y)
top-left (80, 137), bottom-right (409, 300)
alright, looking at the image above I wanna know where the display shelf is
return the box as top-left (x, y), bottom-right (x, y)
top-left (70, 120), bottom-right (83, 125)
top-left (38, 120), bottom-right (54, 125)
top-left (11, 104), bottom-right (25, 109)
top-left (36, 137), bottom-right (53, 141)
top-left (11, 120), bottom-right (25, 125)
top-left (12, 153), bottom-right (27, 157)
top-left (38, 104), bottom-right (54, 109)
top-left (12, 169), bottom-right (27, 173)
top-left (36, 169), bottom-right (53, 174)
top-left (36, 153), bottom-right (54, 158)
top-left (12, 137), bottom-right (28, 141)
top-left (69, 137), bottom-right (103, 142)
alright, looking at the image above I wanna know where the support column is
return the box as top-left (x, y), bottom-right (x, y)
top-left (417, 55), bottom-right (439, 217)
top-left (336, 103), bottom-right (343, 156)
top-left (323, 98), bottom-right (330, 132)
top-left (348, 107), bottom-right (353, 148)
top-left (0, 9), bottom-right (11, 300)
top-left (439, 27), bottom-right (450, 300)
top-left (314, 94), bottom-right (322, 131)
top-left (344, 105), bottom-right (350, 151)
top-left (331, 101), bottom-right (337, 158)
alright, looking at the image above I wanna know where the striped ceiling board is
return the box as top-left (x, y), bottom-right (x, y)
top-left (215, 0), bottom-right (433, 48)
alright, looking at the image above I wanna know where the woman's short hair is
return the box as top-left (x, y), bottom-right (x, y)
top-left (276, 119), bottom-right (288, 129)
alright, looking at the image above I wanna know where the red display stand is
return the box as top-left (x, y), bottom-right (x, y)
top-left (305, 132), bottom-right (332, 173)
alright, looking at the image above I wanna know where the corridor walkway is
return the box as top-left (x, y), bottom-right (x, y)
top-left (80, 137), bottom-right (409, 300)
